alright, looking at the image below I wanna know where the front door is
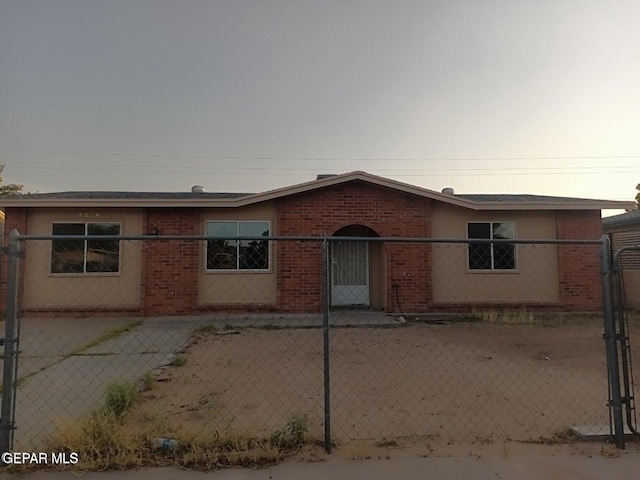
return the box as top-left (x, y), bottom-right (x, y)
top-left (331, 240), bottom-right (369, 306)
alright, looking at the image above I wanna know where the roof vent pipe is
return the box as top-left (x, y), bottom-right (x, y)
top-left (441, 187), bottom-right (454, 195)
top-left (191, 185), bottom-right (206, 193)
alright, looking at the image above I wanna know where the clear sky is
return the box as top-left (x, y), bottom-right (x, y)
top-left (1, 1), bottom-right (639, 211)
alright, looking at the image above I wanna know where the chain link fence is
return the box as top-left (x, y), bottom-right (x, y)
top-left (0, 232), bottom-right (633, 466)
top-left (611, 245), bottom-right (640, 437)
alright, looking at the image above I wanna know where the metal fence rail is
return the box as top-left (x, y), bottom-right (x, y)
top-left (0, 231), bottom-right (631, 463)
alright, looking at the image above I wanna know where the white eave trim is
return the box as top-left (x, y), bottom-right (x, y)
top-left (466, 201), bottom-right (635, 211)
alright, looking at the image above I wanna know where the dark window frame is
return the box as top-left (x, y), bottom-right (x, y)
top-left (205, 220), bottom-right (271, 272)
top-left (51, 222), bottom-right (121, 274)
top-left (467, 222), bottom-right (517, 271)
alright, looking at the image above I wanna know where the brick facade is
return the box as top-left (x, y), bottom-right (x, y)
top-left (141, 208), bottom-right (200, 315)
top-left (555, 210), bottom-right (603, 310)
top-left (277, 181), bottom-right (432, 313)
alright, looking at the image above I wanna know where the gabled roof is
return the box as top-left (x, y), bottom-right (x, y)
top-left (603, 209), bottom-right (640, 229)
top-left (1, 171), bottom-right (633, 211)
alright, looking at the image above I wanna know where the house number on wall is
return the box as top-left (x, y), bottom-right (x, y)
top-left (77, 212), bottom-right (101, 218)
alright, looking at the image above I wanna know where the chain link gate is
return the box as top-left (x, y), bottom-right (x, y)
top-left (611, 244), bottom-right (640, 438)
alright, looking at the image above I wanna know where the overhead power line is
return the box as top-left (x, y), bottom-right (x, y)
top-left (2, 148), bottom-right (640, 162)
top-left (7, 164), bottom-right (640, 177)
top-left (7, 160), bottom-right (640, 173)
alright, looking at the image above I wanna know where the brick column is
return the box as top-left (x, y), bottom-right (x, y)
top-left (141, 208), bottom-right (200, 316)
top-left (556, 210), bottom-right (603, 311)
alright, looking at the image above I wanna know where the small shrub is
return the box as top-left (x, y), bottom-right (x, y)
top-left (287, 413), bottom-right (308, 444)
top-left (141, 372), bottom-right (156, 391)
top-left (104, 380), bottom-right (138, 417)
top-left (170, 355), bottom-right (188, 367)
top-left (269, 413), bottom-right (308, 449)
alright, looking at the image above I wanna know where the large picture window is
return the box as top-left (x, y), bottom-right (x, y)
top-left (468, 222), bottom-right (516, 270)
top-left (206, 221), bottom-right (270, 271)
top-left (51, 222), bottom-right (120, 274)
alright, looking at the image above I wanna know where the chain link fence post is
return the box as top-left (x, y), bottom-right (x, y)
top-left (322, 238), bottom-right (332, 453)
top-left (601, 234), bottom-right (625, 448)
top-left (1, 230), bottom-right (22, 456)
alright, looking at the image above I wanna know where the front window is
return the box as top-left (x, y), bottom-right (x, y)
top-left (468, 222), bottom-right (516, 270)
top-left (51, 222), bottom-right (120, 274)
top-left (206, 221), bottom-right (270, 271)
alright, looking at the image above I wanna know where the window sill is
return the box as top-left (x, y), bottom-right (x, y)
top-left (49, 273), bottom-right (122, 278)
top-left (203, 269), bottom-right (273, 274)
top-left (466, 269), bottom-right (520, 274)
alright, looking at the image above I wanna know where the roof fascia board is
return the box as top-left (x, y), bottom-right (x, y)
top-left (473, 201), bottom-right (634, 211)
top-left (232, 171), bottom-right (479, 209)
top-left (0, 199), bottom-right (242, 208)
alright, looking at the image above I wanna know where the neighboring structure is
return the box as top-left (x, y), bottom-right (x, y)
top-left (604, 209), bottom-right (640, 310)
top-left (1, 171), bottom-right (633, 316)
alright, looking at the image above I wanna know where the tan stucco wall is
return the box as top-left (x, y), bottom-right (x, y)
top-left (23, 208), bottom-right (143, 309)
top-left (431, 204), bottom-right (560, 304)
top-left (197, 204), bottom-right (278, 306)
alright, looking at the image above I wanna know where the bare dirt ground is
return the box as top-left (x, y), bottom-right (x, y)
top-left (127, 316), bottom-right (640, 449)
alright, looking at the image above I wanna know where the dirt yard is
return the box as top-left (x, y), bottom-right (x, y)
top-left (128, 317), bottom-right (639, 447)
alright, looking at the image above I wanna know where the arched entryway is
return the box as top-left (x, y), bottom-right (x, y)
top-left (331, 225), bottom-right (385, 309)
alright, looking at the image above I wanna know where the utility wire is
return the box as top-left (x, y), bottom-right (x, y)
top-left (7, 161), bottom-right (640, 173)
top-left (2, 148), bottom-right (640, 162)
top-left (7, 165), bottom-right (640, 177)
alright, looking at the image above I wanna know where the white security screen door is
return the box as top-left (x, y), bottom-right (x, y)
top-left (331, 240), bottom-right (369, 306)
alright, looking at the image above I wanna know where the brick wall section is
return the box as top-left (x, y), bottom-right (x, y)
top-left (141, 208), bottom-right (200, 315)
top-left (277, 181), bottom-right (432, 313)
top-left (1, 207), bottom-right (28, 316)
top-left (555, 210), bottom-right (603, 311)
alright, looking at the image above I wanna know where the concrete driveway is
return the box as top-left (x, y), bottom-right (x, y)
top-left (3, 316), bottom-right (204, 450)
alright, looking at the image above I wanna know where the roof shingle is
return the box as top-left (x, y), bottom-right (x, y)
top-left (603, 209), bottom-right (640, 228)
top-left (7, 191), bottom-right (252, 200)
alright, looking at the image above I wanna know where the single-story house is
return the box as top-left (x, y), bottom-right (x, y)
top-left (603, 209), bottom-right (640, 310)
top-left (1, 171), bottom-right (633, 316)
